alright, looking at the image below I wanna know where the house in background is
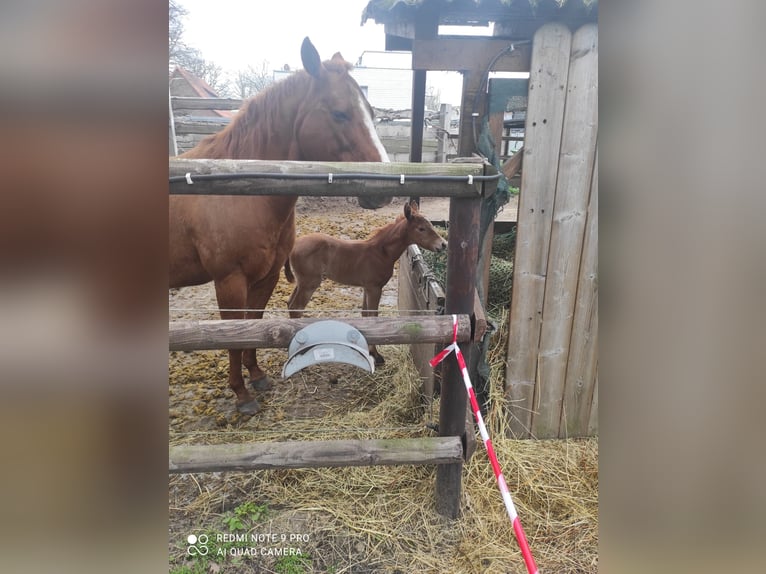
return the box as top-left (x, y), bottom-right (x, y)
top-left (169, 67), bottom-right (236, 119)
top-left (169, 67), bottom-right (236, 154)
top-left (273, 50), bottom-right (414, 111)
top-left (351, 51), bottom-right (413, 110)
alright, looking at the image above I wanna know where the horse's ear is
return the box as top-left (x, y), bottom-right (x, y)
top-left (404, 202), bottom-right (412, 221)
top-left (331, 52), bottom-right (345, 64)
top-left (301, 37), bottom-right (322, 78)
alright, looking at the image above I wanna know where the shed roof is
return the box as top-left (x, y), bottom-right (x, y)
top-left (169, 67), bottom-right (235, 119)
top-left (362, 0), bottom-right (598, 28)
top-left (170, 67), bottom-right (219, 99)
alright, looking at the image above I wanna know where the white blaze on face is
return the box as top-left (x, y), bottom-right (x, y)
top-left (357, 91), bottom-right (390, 162)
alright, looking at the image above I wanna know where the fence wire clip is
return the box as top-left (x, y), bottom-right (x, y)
top-left (185, 172), bottom-right (194, 185)
top-left (400, 174), bottom-right (406, 185)
top-left (327, 173), bottom-right (333, 184)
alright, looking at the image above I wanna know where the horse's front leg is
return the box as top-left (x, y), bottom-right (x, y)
top-left (242, 273), bottom-right (281, 392)
top-left (214, 273), bottom-right (260, 414)
top-left (362, 286), bottom-right (385, 366)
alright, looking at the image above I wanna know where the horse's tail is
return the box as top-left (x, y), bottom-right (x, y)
top-left (284, 259), bottom-right (295, 283)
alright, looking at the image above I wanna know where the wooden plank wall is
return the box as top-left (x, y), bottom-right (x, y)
top-left (505, 23), bottom-right (598, 438)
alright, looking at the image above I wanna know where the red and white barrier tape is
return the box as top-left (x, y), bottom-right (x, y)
top-left (430, 314), bottom-right (539, 574)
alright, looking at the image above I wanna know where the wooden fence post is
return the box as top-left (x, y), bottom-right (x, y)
top-left (436, 194), bottom-right (481, 518)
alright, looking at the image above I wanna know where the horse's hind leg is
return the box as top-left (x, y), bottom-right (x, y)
top-left (242, 273), bottom-right (281, 391)
top-left (362, 287), bottom-right (385, 366)
top-left (214, 273), bottom-right (260, 414)
top-left (287, 278), bottom-right (321, 319)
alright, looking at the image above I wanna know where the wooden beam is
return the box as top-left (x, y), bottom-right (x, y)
top-left (457, 70), bottom-right (485, 156)
top-left (437, 194), bottom-right (481, 518)
top-left (413, 38), bottom-right (531, 72)
top-left (410, 69), bottom-right (427, 162)
top-left (169, 437), bottom-right (463, 473)
top-left (169, 159), bottom-right (491, 198)
top-left (169, 315), bottom-right (471, 352)
top-left (171, 97), bottom-right (243, 110)
top-left (173, 118), bottom-right (229, 135)
top-left (501, 145), bottom-right (524, 180)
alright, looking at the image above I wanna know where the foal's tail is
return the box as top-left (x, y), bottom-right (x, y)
top-left (284, 259), bottom-right (295, 283)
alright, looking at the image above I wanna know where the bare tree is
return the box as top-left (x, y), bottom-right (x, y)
top-left (233, 63), bottom-right (275, 99)
top-left (425, 84), bottom-right (442, 111)
top-left (169, 0), bottom-right (232, 96)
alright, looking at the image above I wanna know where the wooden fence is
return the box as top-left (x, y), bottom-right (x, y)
top-left (505, 23), bottom-right (598, 439)
top-left (169, 96), bottom-right (448, 160)
top-left (169, 158), bottom-right (497, 519)
top-left (168, 21), bottom-right (599, 444)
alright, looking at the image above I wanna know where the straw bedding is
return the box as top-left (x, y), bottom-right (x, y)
top-left (169, 201), bottom-right (597, 573)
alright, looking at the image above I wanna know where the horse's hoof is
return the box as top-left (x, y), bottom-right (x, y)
top-left (250, 375), bottom-right (274, 392)
top-left (236, 399), bottom-right (261, 415)
top-left (373, 354), bottom-right (385, 366)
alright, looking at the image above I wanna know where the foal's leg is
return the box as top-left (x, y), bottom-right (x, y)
top-left (286, 277), bottom-right (321, 319)
top-left (242, 273), bottom-right (280, 391)
top-left (362, 286), bottom-right (385, 366)
top-left (214, 273), bottom-right (260, 414)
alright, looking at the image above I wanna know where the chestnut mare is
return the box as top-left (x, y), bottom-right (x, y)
top-left (284, 201), bottom-right (447, 365)
top-left (170, 38), bottom-right (390, 414)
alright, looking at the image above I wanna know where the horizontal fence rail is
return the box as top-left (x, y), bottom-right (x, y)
top-left (169, 437), bottom-right (464, 473)
top-left (169, 315), bottom-right (471, 352)
top-left (171, 96), bottom-right (243, 110)
top-left (169, 159), bottom-right (497, 198)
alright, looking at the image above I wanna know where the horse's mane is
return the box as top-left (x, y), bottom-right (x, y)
top-left (367, 214), bottom-right (409, 242)
top-left (184, 58), bottom-right (354, 160)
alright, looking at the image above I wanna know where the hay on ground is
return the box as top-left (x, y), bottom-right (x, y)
top-left (169, 208), bottom-right (597, 574)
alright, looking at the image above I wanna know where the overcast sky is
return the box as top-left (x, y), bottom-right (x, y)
top-left (179, 0), bottom-right (384, 71)
top-left (177, 0), bottom-right (468, 105)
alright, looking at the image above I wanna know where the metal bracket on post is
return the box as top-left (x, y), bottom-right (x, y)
top-left (282, 320), bottom-right (375, 378)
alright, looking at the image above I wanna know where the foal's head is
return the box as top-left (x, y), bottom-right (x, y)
top-left (402, 201), bottom-right (447, 252)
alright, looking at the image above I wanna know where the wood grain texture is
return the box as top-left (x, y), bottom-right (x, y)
top-left (169, 159), bottom-right (490, 198)
top-left (171, 96), bottom-right (243, 110)
top-left (169, 315), bottom-right (471, 351)
top-left (562, 148), bottom-right (598, 437)
top-left (413, 38), bottom-right (531, 72)
top-left (532, 23), bottom-right (598, 438)
top-left (505, 23), bottom-right (572, 438)
top-left (170, 437), bottom-right (463, 473)
top-left (397, 245), bottom-right (446, 403)
top-left (437, 195), bottom-right (481, 518)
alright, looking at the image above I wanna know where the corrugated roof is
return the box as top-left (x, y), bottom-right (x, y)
top-left (361, 0), bottom-right (598, 27)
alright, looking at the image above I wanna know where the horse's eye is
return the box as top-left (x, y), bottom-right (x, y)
top-left (418, 227), bottom-right (426, 232)
top-left (331, 110), bottom-right (349, 122)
